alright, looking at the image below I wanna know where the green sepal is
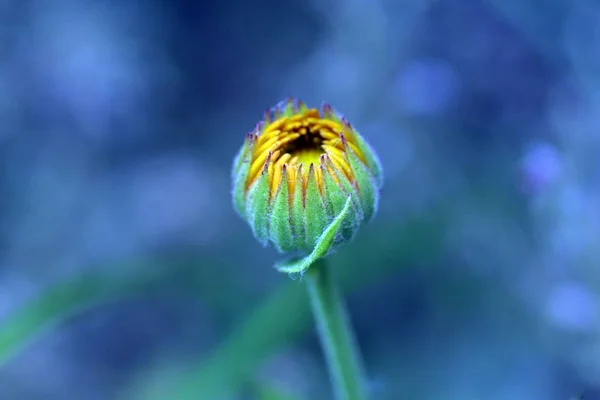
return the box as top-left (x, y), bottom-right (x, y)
top-left (290, 164), bottom-right (308, 251)
top-left (232, 138), bottom-right (248, 176)
top-left (320, 157), bottom-right (363, 242)
top-left (281, 98), bottom-right (296, 117)
top-left (246, 159), bottom-right (272, 246)
top-left (232, 144), bottom-right (252, 218)
top-left (353, 131), bottom-right (384, 189)
top-left (322, 108), bottom-right (382, 195)
top-left (275, 196), bottom-right (353, 276)
top-left (342, 135), bottom-right (378, 222)
top-left (303, 164), bottom-right (328, 249)
top-left (231, 135), bottom-right (256, 218)
top-left (269, 166), bottom-right (295, 253)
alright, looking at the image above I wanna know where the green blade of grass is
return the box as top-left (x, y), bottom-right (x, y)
top-left (255, 385), bottom-right (305, 400)
top-left (0, 266), bottom-right (183, 368)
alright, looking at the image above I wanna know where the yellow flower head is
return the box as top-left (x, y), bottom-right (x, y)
top-left (232, 98), bottom-right (382, 271)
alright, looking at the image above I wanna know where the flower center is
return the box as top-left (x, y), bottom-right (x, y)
top-left (246, 108), bottom-right (364, 196)
top-left (281, 129), bottom-right (325, 165)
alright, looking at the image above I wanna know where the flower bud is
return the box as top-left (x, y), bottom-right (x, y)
top-left (232, 98), bottom-right (383, 273)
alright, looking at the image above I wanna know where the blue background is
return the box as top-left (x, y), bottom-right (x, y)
top-left (0, 0), bottom-right (599, 399)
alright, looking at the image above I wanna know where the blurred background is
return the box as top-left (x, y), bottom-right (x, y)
top-left (0, 0), bottom-right (599, 399)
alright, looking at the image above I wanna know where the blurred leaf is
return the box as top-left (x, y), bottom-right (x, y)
top-left (148, 203), bottom-right (450, 400)
top-left (0, 266), bottom-right (186, 368)
top-left (255, 385), bottom-right (303, 400)
top-left (0, 187), bottom-right (521, 400)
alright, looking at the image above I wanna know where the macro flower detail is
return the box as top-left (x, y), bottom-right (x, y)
top-left (232, 98), bottom-right (382, 273)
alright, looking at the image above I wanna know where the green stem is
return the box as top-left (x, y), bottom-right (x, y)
top-left (305, 258), bottom-right (367, 400)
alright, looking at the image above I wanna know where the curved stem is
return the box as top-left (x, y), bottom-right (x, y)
top-left (305, 258), bottom-right (367, 400)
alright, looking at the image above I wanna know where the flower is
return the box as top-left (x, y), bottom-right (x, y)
top-left (232, 98), bottom-right (382, 267)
